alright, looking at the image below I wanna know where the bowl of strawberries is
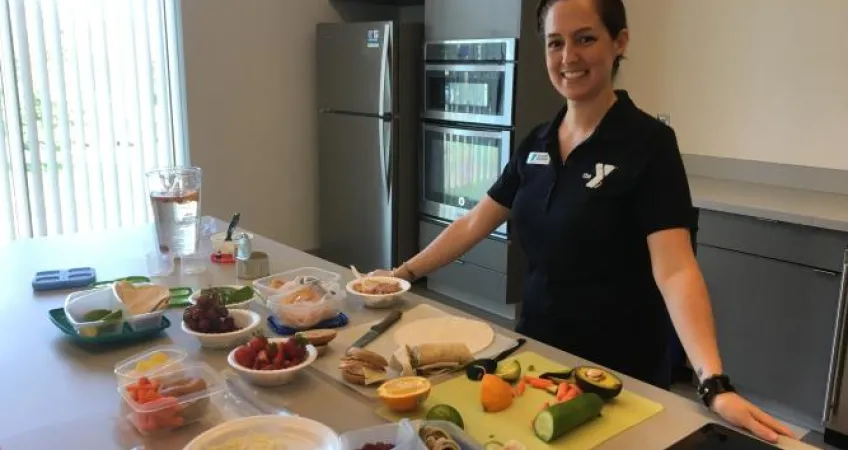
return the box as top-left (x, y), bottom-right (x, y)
top-left (227, 333), bottom-right (318, 386)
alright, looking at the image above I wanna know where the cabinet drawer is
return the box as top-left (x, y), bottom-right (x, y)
top-left (698, 244), bottom-right (841, 425)
top-left (698, 209), bottom-right (848, 272)
top-left (419, 220), bottom-right (507, 273)
top-left (426, 259), bottom-right (513, 319)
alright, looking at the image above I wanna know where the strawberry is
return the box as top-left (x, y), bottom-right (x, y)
top-left (256, 350), bottom-right (270, 367)
top-left (277, 341), bottom-right (287, 361)
top-left (233, 345), bottom-right (256, 368)
top-left (273, 345), bottom-right (284, 369)
top-left (266, 341), bottom-right (277, 360)
top-left (248, 333), bottom-right (268, 353)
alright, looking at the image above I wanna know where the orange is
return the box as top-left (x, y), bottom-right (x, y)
top-left (377, 376), bottom-right (431, 412)
top-left (481, 374), bottom-right (514, 412)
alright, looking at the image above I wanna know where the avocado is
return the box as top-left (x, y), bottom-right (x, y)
top-left (495, 360), bottom-right (521, 383)
top-left (574, 366), bottom-right (622, 400)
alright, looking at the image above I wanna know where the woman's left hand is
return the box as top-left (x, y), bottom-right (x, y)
top-left (711, 392), bottom-right (795, 443)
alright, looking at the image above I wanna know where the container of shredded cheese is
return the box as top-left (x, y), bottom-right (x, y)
top-left (183, 415), bottom-right (340, 450)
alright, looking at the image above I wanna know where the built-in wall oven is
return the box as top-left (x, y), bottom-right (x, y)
top-left (420, 38), bottom-right (516, 238)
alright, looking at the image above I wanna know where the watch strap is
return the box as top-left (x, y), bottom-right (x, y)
top-left (697, 374), bottom-right (735, 408)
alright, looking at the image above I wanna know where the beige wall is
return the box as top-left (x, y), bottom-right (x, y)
top-left (181, 0), bottom-right (341, 250)
top-left (618, 0), bottom-right (848, 171)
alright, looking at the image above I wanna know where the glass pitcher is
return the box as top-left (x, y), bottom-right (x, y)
top-left (146, 166), bottom-right (202, 255)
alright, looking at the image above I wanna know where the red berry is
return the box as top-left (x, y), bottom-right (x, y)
top-left (248, 334), bottom-right (268, 353)
top-left (233, 345), bottom-right (256, 368)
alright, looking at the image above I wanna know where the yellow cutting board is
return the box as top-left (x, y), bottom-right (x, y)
top-left (376, 352), bottom-right (664, 450)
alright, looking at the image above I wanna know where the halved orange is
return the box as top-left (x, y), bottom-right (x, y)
top-left (377, 376), bottom-right (431, 412)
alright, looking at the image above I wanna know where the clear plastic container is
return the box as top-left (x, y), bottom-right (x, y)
top-left (252, 267), bottom-right (341, 299)
top-left (113, 345), bottom-right (189, 385)
top-left (118, 362), bottom-right (224, 435)
top-left (112, 281), bottom-right (168, 332)
top-left (64, 287), bottom-right (127, 337)
top-left (267, 279), bottom-right (345, 329)
top-left (340, 420), bottom-right (482, 450)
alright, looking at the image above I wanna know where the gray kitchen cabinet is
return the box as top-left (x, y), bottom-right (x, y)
top-left (698, 243), bottom-right (842, 428)
top-left (425, 0), bottom-right (522, 40)
top-left (418, 220), bottom-right (515, 319)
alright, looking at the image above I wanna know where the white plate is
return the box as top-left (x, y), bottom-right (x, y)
top-left (183, 415), bottom-right (340, 450)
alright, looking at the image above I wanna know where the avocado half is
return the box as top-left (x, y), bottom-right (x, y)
top-left (573, 366), bottom-right (622, 400)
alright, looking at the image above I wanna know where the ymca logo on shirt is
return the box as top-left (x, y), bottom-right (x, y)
top-left (584, 163), bottom-right (617, 188)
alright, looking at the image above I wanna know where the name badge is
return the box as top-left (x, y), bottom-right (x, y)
top-left (527, 152), bottom-right (550, 165)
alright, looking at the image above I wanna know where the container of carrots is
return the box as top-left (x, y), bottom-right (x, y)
top-left (117, 362), bottom-right (224, 435)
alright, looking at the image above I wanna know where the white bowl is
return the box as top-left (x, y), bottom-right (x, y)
top-left (227, 337), bottom-right (318, 386)
top-left (188, 285), bottom-right (257, 310)
top-left (345, 276), bottom-right (411, 309)
top-left (183, 415), bottom-right (340, 450)
top-left (181, 309), bottom-right (262, 349)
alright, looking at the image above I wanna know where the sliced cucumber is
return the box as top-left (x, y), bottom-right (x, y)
top-left (533, 393), bottom-right (604, 443)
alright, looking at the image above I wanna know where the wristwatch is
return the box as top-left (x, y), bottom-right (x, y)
top-left (697, 374), bottom-right (735, 408)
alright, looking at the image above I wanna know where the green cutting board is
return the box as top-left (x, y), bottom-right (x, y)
top-left (377, 352), bottom-right (664, 450)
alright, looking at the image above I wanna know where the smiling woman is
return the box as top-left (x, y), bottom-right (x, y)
top-left (373, 0), bottom-right (796, 443)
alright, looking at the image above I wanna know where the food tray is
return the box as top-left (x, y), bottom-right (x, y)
top-left (252, 267), bottom-right (341, 299)
top-left (114, 345), bottom-right (189, 385)
top-left (267, 312), bottom-right (349, 335)
top-left (118, 362), bottom-right (225, 435)
top-left (48, 308), bottom-right (171, 345)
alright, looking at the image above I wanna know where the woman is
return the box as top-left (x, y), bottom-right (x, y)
top-left (375, 0), bottom-right (792, 443)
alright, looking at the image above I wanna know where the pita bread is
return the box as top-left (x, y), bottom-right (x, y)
top-left (114, 281), bottom-right (170, 315)
top-left (393, 316), bottom-right (494, 354)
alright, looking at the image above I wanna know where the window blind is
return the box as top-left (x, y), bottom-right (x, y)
top-left (0, 0), bottom-right (187, 245)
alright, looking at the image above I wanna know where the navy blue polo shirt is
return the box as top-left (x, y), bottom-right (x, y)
top-left (488, 90), bottom-right (695, 387)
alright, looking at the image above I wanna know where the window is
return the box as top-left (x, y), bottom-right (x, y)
top-left (0, 0), bottom-right (188, 245)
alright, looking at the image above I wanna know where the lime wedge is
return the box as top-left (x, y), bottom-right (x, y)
top-left (426, 404), bottom-right (465, 430)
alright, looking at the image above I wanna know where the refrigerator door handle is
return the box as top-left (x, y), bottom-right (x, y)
top-left (377, 23), bottom-right (391, 203)
top-left (824, 249), bottom-right (848, 424)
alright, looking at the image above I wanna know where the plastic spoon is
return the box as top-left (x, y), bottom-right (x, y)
top-left (350, 265), bottom-right (364, 279)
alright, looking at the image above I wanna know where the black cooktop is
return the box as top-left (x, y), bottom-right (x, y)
top-left (666, 423), bottom-right (781, 450)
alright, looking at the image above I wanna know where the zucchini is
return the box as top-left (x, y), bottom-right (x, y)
top-left (533, 393), bottom-right (604, 442)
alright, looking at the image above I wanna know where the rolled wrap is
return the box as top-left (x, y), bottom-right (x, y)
top-left (412, 343), bottom-right (473, 368)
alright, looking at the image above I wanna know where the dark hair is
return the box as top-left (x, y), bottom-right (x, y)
top-left (536, 0), bottom-right (628, 79)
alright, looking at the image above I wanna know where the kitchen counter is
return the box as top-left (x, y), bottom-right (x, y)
top-left (689, 175), bottom-right (848, 233)
top-left (0, 219), bottom-right (817, 449)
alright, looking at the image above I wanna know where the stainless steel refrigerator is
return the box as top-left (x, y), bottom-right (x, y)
top-left (316, 21), bottom-right (422, 271)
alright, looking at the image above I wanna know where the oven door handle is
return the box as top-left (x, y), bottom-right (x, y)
top-left (824, 249), bottom-right (848, 423)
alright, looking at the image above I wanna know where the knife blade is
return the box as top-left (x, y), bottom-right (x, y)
top-left (349, 309), bottom-right (403, 349)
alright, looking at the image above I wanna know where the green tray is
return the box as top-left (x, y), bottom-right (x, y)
top-left (48, 308), bottom-right (171, 345)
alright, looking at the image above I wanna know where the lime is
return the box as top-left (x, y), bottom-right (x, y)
top-left (426, 404), bottom-right (465, 430)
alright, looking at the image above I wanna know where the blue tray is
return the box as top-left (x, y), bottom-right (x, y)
top-left (33, 267), bottom-right (97, 291)
top-left (48, 308), bottom-right (170, 345)
top-left (267, 312), bottom-right (349, 335)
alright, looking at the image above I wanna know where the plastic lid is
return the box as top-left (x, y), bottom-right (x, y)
top-left (118, 362), bottom-right (224, 413)
top-left (114, 345), bottom-right (189, 379)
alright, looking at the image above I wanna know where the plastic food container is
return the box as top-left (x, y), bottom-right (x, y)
top-left (210, 230), bottom-right (254, 255)
top-left (111, 281), bottom-right (168, 332)
top-left (267, 280), bottom-right (345, 330)
top-left (118, 362), bottom-right (224, 435)
top-left (340, 420), bottom-right (482, 450)
top-left (113, 345), bottom-right (189, 385)
top-left (64, 287), bottom-right (127, 337)
top-left (252, 267), bottom-right (341, 300)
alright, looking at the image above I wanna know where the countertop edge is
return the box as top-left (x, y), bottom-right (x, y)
top-left (689, 176), bottom-right (848, 233)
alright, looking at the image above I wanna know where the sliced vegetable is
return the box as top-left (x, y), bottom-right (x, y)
top-left (533, 393), bottom-right (604, 443)
top-left (524, 376), bottom-right (555, 390)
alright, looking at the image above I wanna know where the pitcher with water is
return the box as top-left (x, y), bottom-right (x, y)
top-left (146, 167), bottom-right (202, 255)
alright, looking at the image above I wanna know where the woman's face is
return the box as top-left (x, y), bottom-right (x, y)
top-left (543, 0), bottom-right (628, 103)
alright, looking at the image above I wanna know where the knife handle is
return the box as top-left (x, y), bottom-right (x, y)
top-left (372, 309), bottom-right (402, 333)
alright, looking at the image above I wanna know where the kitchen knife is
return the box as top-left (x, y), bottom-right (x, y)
top-left (349, 309), bottom-right (403, 349)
